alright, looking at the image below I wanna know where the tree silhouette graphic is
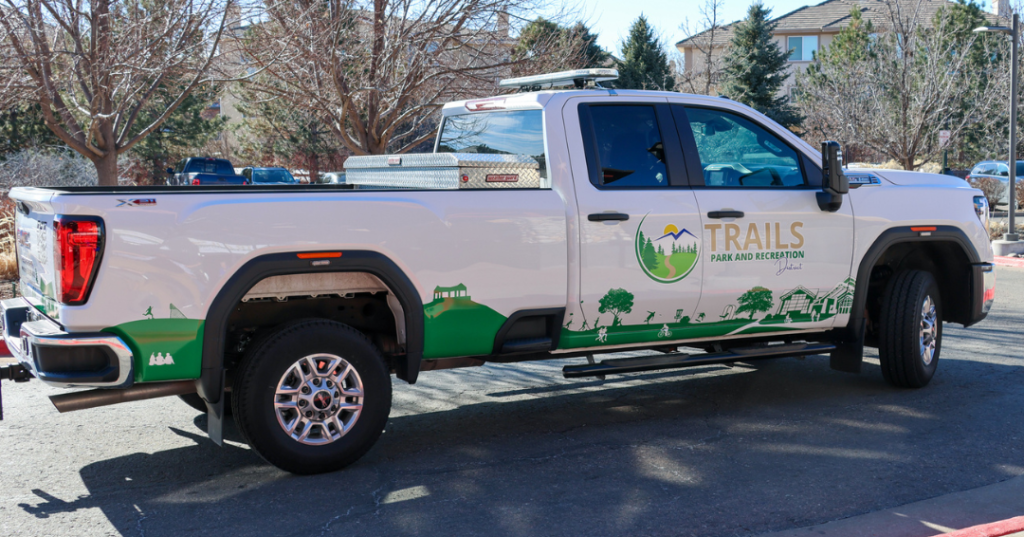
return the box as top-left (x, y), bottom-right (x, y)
top-left (599, 288), bottom-right (634, 327)
top-left (735, 287), bottom-right (773, 319)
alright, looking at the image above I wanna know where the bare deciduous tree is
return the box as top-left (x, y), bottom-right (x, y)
top-left (240, 0), bottom-right (586, 156)
top-left (676, 0), bottom-right (725, 96)
top-left (797, 0), bottom-right (1007, 170)
top-left (0, 0), bottom-right (232, 185)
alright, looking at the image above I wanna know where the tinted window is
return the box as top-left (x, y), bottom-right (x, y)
top-left (437, 110), bottom-right (546, 178)
top-left (685, 107), bottom-right (805, 187)
top-left (996, 164), bottom-right (1009, 177)
top-left (253, 169), bottom-right (296, 183)
top-left (185, 159), bottom-right (234, 175)
top-left (585, 105), bottom-right (669, 188)
top-left (1016, 162), bottom-right (1024, 176)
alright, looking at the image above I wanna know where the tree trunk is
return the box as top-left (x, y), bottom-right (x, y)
top-left (308, 153), bottom-right (320, 185)
top-left (93, 152), bottom-right (119, 186)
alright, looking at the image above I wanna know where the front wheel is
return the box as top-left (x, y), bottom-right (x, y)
top-left (232, 320), bottom-right (392, 474)
top-left (878, 270), bottom-right (942, 388)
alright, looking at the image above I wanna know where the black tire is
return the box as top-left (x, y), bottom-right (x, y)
top-left (177, 392), bottom-right (233, 416)
top-left (878, 270), bottom-right (942, 388)
top-left (232, 319), bottom-right (392, 474)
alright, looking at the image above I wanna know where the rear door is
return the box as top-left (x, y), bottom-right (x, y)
top-left (674, 104), bottom-right (855, 337)
top-left (560, 97), bottom-right (705, 350)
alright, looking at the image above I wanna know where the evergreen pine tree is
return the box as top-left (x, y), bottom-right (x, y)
top-left (568, 23), bottom-right (611, 67)
top-left (642, 238), bottom-right (658, 270)
top-left (615, 15), bottom-right (675, 91)
top-left (720, 3), bottom-right (801, 128)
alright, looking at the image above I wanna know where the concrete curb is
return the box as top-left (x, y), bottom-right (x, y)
top-left (936, 516), bottom-right (1024, 537)
top-left (994, 256), bottom-right (1024, 268)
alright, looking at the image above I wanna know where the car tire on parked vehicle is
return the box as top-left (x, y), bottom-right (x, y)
top-left (231, 319), bottom-right (392, 474)
top-left (878, 269), bottom-right (942, 389)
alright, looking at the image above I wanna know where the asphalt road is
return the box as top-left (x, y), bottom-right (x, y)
top-left (1, 267), bottom-right (1022, 537)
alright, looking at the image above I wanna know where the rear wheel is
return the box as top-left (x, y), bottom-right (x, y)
top-left (232, 319), bottom-right (391, 474)
top-left (878, 270), bottom-right (941, 388)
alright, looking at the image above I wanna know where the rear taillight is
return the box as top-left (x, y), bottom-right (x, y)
top-left (53, 216), bottom-right (104, 305)
top-left (191, 178), bottom-right (201, 186)
top-left (965, 174), bottom-right (972, 182)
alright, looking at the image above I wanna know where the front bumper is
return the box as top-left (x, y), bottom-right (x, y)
top-left (0, 298), bottom-right (134, 388)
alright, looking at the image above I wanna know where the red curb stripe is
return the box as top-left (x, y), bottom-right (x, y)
top-left (937, 516), bottom-right (1024, 537)
top-left (994, 256), bottom-right (1024, 268)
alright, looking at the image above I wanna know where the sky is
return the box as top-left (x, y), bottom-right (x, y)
top-left (576, 0), bottom-right (814, 55)
top-left (576, 0), bottom-right (993, 55)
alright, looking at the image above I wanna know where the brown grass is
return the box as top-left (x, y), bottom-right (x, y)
top-left (989, 218), bottom-right (1024, 241)
top-left (0, 199), bottom-right (17, 282)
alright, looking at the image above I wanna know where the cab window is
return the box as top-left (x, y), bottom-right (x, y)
top-left (684, 107), bottom-right (805, 187)
top-left (437, 110), bottom-right (546, 179)
top-left (580, 105), bottom-right (669, 188)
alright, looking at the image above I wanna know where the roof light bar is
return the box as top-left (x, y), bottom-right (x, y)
top-left (498, 69), bottom-right (619, 91)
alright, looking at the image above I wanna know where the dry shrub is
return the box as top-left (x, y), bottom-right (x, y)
top-left (0, 199), bottom-right (17, 282)
top-left (970, 176), bottom-right (1005, 209)
top-left (1016, 179), bottom-right (1024, 210)
top-left (989, 218), bottom-right (1024, 241)
top-left (0, 147), bottom-right (97, 189)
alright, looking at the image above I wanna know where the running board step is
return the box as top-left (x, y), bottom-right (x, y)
top-left (561, 343), bottom-right (837, 378)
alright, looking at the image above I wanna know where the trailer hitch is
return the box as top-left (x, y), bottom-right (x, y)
top-left (0, 363), bottom-right (33, 420)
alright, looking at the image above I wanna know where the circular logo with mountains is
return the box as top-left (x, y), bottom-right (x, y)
top-left (634, 214), bottom-right (700, 283)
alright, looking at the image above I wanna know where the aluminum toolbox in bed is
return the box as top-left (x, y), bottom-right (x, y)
top-left (343, 153), bottom-right (543, 189)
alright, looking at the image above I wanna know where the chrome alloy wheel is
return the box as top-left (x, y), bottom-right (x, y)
top-left (919, 295), bottom-right (938, 366)
top-left (274, 354), bottom-right (364, 445)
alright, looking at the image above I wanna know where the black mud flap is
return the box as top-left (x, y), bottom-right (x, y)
top-left (202, 376), bottom-right (226, 446)
top-left (0, 364), bottom-right (34, 420)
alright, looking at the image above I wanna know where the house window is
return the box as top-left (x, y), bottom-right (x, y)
top-left (788, 36), bottom-right (818, 61)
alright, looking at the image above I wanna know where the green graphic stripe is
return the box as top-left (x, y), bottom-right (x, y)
top-left (560, 319), bottom-right (750, 349)
top-left (104, 319), bottom-right (205, 382)
top-left (422, 297), bottom-right (507, 359)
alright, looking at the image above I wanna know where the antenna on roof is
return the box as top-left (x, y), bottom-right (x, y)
top-left (498, 69), bottom-right (619, 92)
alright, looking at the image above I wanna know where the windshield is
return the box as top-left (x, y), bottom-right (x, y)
top-left (436, 110), bottom-right (546, 178)
top-left (253, 169), bottom-right (296, 183)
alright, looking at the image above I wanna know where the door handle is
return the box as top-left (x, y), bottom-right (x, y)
top-left (707, 210), bottom-right (744, 219)
top-left (588, 213), bottom-right (630, 222)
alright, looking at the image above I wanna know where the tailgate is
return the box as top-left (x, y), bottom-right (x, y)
top-left (11, 189), bottom-right (59, 318)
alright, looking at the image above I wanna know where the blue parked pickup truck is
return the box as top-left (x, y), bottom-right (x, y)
top-left (166, 157), bottom-right (248, 186)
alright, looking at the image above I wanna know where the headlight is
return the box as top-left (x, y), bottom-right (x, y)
top-left (974, 195), bottom-right (990, 232)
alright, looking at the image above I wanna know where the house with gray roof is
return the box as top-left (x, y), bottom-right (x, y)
top-left (675, 0), bottom-right (1006, 98)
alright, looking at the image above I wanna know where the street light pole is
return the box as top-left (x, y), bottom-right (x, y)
top-left (1008, 14), bottom-right (1019, 241)
top-left (975, 15), bottom-right (1021, 242)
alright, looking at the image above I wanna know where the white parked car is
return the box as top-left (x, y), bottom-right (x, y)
top-left (0, 69), bottom-right (995, 475)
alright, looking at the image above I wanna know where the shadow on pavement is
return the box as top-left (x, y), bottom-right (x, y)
top-left (16, 351), bottom-right (1024, 537)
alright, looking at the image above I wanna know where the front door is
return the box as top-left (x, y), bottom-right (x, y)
top-left (676, 105), bottom-right (855, 339)
top-left (560, 98), bottom-right (705, 350)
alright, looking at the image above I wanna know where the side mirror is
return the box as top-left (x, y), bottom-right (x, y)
top-left (166, 167), bottom-right (174, 175)
top-left (817, 141), bottom-right (848, 212)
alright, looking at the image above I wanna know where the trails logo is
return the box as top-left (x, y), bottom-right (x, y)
top-left (634, 215), bottom-right (700, 283)
top-left (149, 353), bottom-right (175, 366)
top-left (705, 221), bottom-right (805, 263)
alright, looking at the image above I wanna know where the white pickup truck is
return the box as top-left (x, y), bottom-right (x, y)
top-left (0, 70), bottom-right (996, 474)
